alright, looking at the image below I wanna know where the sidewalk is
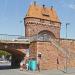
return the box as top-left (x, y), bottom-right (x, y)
top-left (20, 69), bottom-right (63, 75)
top-left (20, 69), bottom-right (75, 75)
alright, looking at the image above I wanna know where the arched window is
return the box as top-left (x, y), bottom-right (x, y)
top-left (38, 30), bottom-right (55, 41)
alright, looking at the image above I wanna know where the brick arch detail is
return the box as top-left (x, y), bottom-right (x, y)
top-left (38, 30), bottom-right (56, 38)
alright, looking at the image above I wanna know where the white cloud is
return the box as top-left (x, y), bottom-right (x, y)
top-left (68, 4), bottom-right (75, 10)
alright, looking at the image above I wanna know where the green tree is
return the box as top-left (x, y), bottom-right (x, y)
top-left (0, 50), bottom-right (11, 57)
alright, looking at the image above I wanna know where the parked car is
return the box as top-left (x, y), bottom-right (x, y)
top-left (0, 59), bottom-right (8, 63)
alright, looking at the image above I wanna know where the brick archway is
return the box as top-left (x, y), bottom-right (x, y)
top-left (0, 43), bottom-right (29, 68)
top-left (0, 49), bottom-right (25, 68)
top-left (38, 30), bottom-right (56, 41)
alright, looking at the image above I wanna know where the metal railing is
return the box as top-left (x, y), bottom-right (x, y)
top-left (0, 34), bottom-right (25, 41)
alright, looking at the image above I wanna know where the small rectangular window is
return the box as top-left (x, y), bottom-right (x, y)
top-left (38, 54), bottom-right (41, 58)
top-left (42, 13), bottom-right (49, 17)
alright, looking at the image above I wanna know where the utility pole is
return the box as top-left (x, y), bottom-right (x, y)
top-left (65, 23), bottom-right (70, 73)
top-left (66, 23), bottom-right (70, 38)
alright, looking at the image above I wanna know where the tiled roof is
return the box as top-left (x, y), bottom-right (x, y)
top-left (25, 3), bottom-right (60, 22)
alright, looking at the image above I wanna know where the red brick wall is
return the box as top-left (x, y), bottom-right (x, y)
top-left (29, 42), bottom-right (37, 58)
top-left (29, 39), bottom-right (75, 70)
top-left (29, 41), bottom-right (58, 70)
top-left (60, 39), bottom-right (75, 68)
top-left (37, 41), bottom-right (58, 70)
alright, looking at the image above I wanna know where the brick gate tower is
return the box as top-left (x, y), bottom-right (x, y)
top-left (24, 2), bottom-right (62, 69)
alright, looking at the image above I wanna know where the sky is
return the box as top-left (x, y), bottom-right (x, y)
top-left (0, 0), bottom-right (75, 39)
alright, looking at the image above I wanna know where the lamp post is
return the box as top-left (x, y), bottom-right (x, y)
top-left (66, 23), bottom-right (70, 38)
top-left (65, 23), bottom-right (70, 72)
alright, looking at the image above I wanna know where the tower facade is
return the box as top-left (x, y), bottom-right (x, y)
top-left (24, 3), bottom-right (61, 39)
top-left (24, 3), bottom-right (62, 69)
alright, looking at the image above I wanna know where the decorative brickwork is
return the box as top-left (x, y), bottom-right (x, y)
top-left (25, 18), bottom-right (60, 38)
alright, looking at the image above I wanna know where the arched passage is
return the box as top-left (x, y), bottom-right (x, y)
top-left (0, 43), bottom-right (29, 69)
top-left (0, 49), bottom-right (25, 68)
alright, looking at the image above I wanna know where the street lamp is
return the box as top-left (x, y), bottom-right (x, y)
top-left (65, 23), bottom-right (70, 73)
top-left (66, 23), bottom-right (70, 38)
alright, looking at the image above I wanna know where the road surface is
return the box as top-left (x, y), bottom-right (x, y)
top-left (0, 63), bottom-right (75, 75)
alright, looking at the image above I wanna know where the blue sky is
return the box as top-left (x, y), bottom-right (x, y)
top-left (0, 0), bottom-right (75, 39)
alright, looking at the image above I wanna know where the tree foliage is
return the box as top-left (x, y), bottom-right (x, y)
top-left (0, 50), bottom-right (11, 57)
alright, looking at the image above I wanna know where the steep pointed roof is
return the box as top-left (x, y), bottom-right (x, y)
top-left (25, 3), bottom-right (60, 22)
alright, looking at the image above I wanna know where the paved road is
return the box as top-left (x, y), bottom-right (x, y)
top-left (1, 69), bottom-right (75, 75)
top-left (0, 69), bottom-right (63, 75)
top-left (0, 63), bottom-right (75, 75)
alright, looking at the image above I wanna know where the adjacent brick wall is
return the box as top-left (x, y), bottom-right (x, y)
top-left (29, 39), bottom-right (75, 70)
top-left (60, 39), bottom-right (75, 68)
